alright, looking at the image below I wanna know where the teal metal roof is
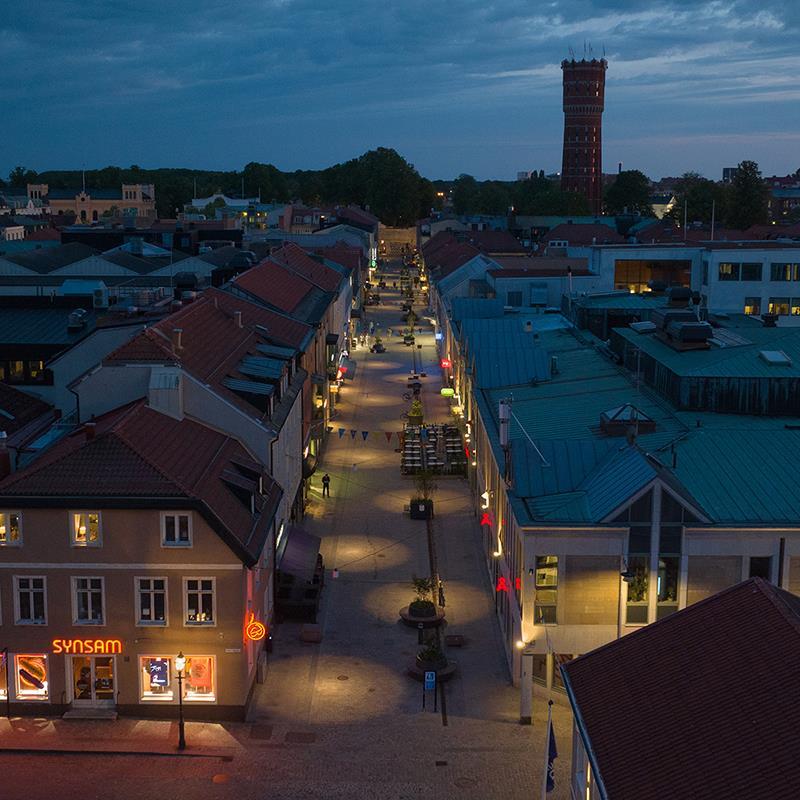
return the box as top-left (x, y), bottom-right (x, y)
top-left (222, 377), bottom-right (274, 396)
top-left (573, 293), bottom-right (669, 311)
top-left (472, 346), bottom-right (551, 388)
top-left (668, 429), bottom-right (800, 524)
top-left (256, 343), bottom-right (296, 359)
top-left (613, 326), bottom-right (800, 378)
top-left (238, 356), bottom-right (284, 380)
top-left (450, 297), bottom-right (505, 322)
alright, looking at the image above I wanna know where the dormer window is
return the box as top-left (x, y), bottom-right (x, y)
top-left (0, 512), bottom-right (21, 546)
top-left (71, 512), bottom-right (101, 546)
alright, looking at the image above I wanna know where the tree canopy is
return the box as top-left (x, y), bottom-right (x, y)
top-left (726, 160), bottom-right (769, 230)
top-left (604, 170), bottom-right (653, 216)
top-left (13, 148), bottom-right (432, 225)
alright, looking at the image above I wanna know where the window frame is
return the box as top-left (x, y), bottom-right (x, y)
top-left (13, 653), bottom-right (49, 701)
top-left (160, 512), bottom-right (192, 548)
top-left (717, 262), bottom-right (739, 281)
top-left (182, 655), bottom-right (217, 703)
top-left (71, 575), bottom-right (106, 626)
top-left (138, 655), bottom-right (175, 702)
top-left (183, 577), bottom-right (216, 627)
top-left (69, 510), bottom-right (102, 547)
top-left (0, 511), bottom-right (22, 547)
top-left (13, 575), bottom-right (47, 625)
top-left (533, 555), bottom-right (558, 625)
top-left (740, 262), bottom-right (762, 282)
top-left (135, 576), bottom-right (169, 627)
top-left (768, 297), bottom-right (790, 316)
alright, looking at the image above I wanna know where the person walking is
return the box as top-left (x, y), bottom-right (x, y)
top-left (322, 473), bottom-right (331, 498)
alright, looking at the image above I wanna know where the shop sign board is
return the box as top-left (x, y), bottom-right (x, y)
top-left (424, 671), bottom-right (436, 691)
top-left (148, 659), bottom-right (169, 686)
top-left (52, 638), bottom-right (122, 655)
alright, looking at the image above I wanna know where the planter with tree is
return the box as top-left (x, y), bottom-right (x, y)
top-left (400, 575), bottom-right (445, 627)
top-left (409, 469), bottom-right (436, 519)
top-left (407, 398), bottom-right (423, 427)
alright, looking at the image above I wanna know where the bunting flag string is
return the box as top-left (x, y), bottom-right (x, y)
top-left (350, 429), bottom-right (357, 439)
top-left (361, 431), bottom-right (369, 441)
top-left (384, 431), bottom-right (393, 443)
top-left (338, 428), bottom-right (346, 439)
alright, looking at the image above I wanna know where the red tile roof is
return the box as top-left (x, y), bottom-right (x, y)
top-left (0, 401), bottom-right (281, 565)
top-left (308, 243), bottom-right (362, 274)
top-left (270, 242), bottom-right (343, 293)
top-left (233, 258), bottom-right (315, 314)
top-left (546, 223), bottom-right (625, 245)
top-left (465, 229), bottom-right (526, 253)
top-left (106, 288), bottom-right (311, 420)
top-left (0, 383), bottom-right (55, 442)
top-left (562, 578), bottom-right (800, 800)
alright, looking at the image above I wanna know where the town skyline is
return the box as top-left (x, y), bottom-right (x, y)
top-left (4, 1), bottom-right (799, 181)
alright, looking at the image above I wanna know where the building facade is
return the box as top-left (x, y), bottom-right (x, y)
top-left (0, 403), bottom-right (281, 719)
top-left (27, 184), bottom-right (156, 223)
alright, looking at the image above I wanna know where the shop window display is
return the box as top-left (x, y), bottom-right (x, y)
top-left (184, 656), bottom-right (215, 701)
top-left (15, 654), bottom-right (48, 700)
top-left (140, 657), bottom-right (174, 701)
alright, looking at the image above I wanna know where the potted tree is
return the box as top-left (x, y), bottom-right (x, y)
top-left (409, 576), bottom-right (436, 618)
top-left (410, 470), bottom-right (436, 519)
top-left (407, 398), bottom-right (424, 427)
top-left (416, 641), bottom-right (447, 673)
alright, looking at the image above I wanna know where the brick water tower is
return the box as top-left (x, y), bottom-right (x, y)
top-left (560, 57), bottom-right (608, 214)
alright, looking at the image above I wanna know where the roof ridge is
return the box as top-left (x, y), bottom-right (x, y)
top-left (752, 577), bottom-right (800, 637)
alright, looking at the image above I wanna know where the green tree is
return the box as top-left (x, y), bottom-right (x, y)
top-left (726, 160), bottom-right (769, 230)
top-left (452, 174), bottom-right (480, 214)
top-left (477, 181), bottom-right (511, 214)
top-left (8, 166), bottom-right (38, 187)
top-left (665, 172), bottom-right (729, 226)
top-left (202, 197), bottom-right (227, 219)
top-left (604, 170), bottom-right (653, 216)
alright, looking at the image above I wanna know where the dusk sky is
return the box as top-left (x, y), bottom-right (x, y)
top-left (3, 0), bottom-right (799, 181)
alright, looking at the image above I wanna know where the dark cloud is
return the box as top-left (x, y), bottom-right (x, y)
top-left (1, 0), bottom-right (798, 179)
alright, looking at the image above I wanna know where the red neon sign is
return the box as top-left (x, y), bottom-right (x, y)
top-left (245, 613), bottom-right (266, 642)
top-left (440, 358), bottom-right (452, 369)
top-left (496, 576), bottom-right (509, 593)
top-left (480, 512), bottom-right (492, 527)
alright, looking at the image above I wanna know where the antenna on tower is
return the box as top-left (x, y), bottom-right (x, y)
top-left (568, 46), bottom-right (575, 60)
top-left (583, 40), bottom-right (587, 58)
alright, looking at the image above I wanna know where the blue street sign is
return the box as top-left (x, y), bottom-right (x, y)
top-left (424, 671), bottom-right (436, 691)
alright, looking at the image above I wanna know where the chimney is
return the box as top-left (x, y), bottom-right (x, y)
top-left (234, 310), bottom-right (243, 328)
top-left (0, 431), bottom-right (10, 480)
top-left (85, 422), bottom-right (97, 441)
top-left (171, 328), bottom-right (183, 350)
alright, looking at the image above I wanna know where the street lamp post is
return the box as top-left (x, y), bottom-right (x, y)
top-left (175, 651), bottom-right (186, 750)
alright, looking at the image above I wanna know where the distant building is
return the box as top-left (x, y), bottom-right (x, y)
top-left (722, 166), bottom-right (739, 183)
top-left (561, 58), bottom-right (608, 214)
top-left (27, 183), bottom-right (155, 223)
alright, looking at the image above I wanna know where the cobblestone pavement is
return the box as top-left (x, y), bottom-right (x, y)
top-left (0, 264), bottom-right (574, 800)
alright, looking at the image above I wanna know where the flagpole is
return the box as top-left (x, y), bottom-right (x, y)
top-left (540, 699), bottom-right (554, 800)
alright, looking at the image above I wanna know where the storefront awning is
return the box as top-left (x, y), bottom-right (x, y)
top-left (340, 358), bottom-right (357, 380)
top-left (311, 372), bottom-right (327, 385)
top-left (277, 525), bottom-right (321, 580)
top-left (326, 333), bottom-right (340, 346)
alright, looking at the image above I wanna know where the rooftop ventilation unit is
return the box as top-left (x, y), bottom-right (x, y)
top-left (759, 350), bottom-right (793, 366)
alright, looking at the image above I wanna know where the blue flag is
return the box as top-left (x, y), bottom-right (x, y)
top-left (546, 717), bottom-right (558, 792)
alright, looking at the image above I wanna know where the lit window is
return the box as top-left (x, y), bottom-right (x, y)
top-left (743, 297), bottom-right (761, 316)
top-left (71, 512), bottom-right (100, 546)
top-left (184, 578), bottom-right (215, 625)
top-left (0, 511), bottom-right (21, 546)
top-left (768, 297), bottom-right (790, 316)
top-left (14, 575), bottom-right (47, 624)
top-left (792, 298), bottom-right (800, 316)
top-left (136, 577), bottom-right (168, 625)
top-left (73, 576), bottom-right (104, 624)
top-left (718, 262), bottom-right (739, 281)
top-left (534, 555), bottom-right (558, 624)
top-left (0, 652), bottom-right (7, 700)
top-left (162, 512), bottom-right (191, 547)
top-left (14, 654), bottom-right (49, 700)
top-left (139, 656), bottom-right (174, 701)
top-left (183, 656), bottom-right (216, 702)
